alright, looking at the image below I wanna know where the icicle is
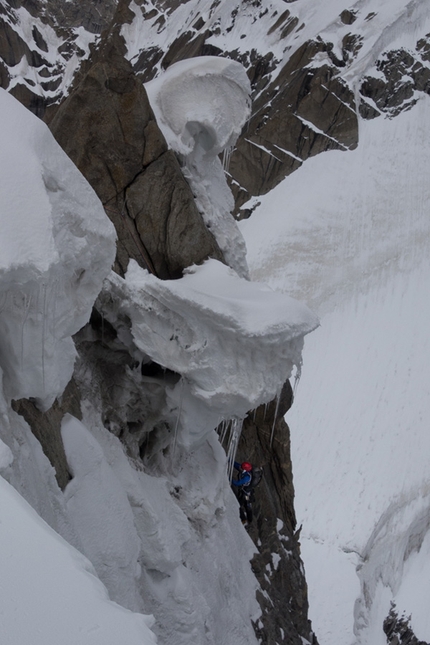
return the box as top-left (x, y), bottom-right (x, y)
top-left (172, 376), bottom-right (184, 458)
top-left (269, 391), bottom-right (282, 448)
top-left (41, 282), bottom-right (47, 392)
top-left (20, 292), bottom-right (32, 372)
top-left (222, 145), bottom-right (234, 173)
top-left (52, 279), bottom-right (58, 344)
top-left (293, 363), bottom-right (302, 395)
top-left (219, 419), bottom-right (229, 446)
top-left (226, 418), bottom-right (244, 482)
top-left (252, 408), bottom-right (257, 421)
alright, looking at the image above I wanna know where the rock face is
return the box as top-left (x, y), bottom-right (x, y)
top-left (359, 35), bottom-right (430, 119)
top-left (11, 379), bottom-right (82, 490)
top-left (237, 381), bottom-right (317, 645)
top-left (49, 27), bottom-right (224, 278)
top-left (0, 0), bottom-right (118, 116)
top-left (230, 40), bottom-right (358, 212)
top-left (117, 3), bottom-right (359, 214)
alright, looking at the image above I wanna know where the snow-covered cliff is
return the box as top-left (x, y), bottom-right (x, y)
top-left (2, 1), bottom-right (430, 644)
top-left (0, 53), bottom-right (317, 645)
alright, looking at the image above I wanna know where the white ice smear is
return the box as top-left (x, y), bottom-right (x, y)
top-left (146, 57), bottom-right (251, 278)
top-left (0, 89), bottom-right (116, 409)
top-left (241, 95), bottom-right (430, 644)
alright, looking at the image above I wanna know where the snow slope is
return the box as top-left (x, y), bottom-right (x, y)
top-left (240, 95), bottom-right (430, 644)
top-left (0, 473), bottom-right (157, 645)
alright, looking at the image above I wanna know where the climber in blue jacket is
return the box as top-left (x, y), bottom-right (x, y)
top-left (232, 461), bottom-right (253, 487)
top-left (232, 461), bottom-right (253, 525)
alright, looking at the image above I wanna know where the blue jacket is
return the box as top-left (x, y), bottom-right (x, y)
top-left (232, 461), bottom-right (252, 487)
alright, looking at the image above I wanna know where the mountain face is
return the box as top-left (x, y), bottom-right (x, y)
top-left (3, 1), bottom-right (430, 210)
top-left (1, 1), bottom-right (429, 645)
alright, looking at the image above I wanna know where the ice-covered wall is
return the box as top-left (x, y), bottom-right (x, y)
top-left (0, 89), bottom-right (116, 409)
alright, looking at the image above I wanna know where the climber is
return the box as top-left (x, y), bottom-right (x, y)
top-left (232, 461), bottom-right (255, 526)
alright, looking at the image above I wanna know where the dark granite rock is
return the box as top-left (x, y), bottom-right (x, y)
top-left (384, 602), bottom-right (429, 645)
top-left (11, 378), bottom-right (82, 490)
top-left (359, 39), bottom-right (430, 118)
top-left (231, 40), bottom-right (358, 213)
top-left (49, 32), bottom-right (224, 278)
top-left (235, 380), bottom-right (318, 645)
top-left (340, 9), bottom-right (357, 25)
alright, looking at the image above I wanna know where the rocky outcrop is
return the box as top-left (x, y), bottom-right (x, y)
top-left (0, 0), bottom-right (118, 117)
top-left (359, 35), bottom-right (430, 119)
top-left (383, 603), bottom-right (429, 645)
top-left (236, 381), bottom-right (318, 645)
top-left (48, 30), bottom-right (224, 278)
top-left (230, 40), bottom-right (358, 213)
top-left (115, 3), bottom-right (359, 214)
top-left (11, 378), bottom-right (82, 490)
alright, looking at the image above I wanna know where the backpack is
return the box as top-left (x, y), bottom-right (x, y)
top-left (251, 466), bottom-right (263, 488)
top-left (245, 466), bottom-right (263, 490)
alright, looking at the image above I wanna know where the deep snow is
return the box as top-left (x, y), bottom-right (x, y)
top-left (99, 258), bottom-right (317, 449)
top-left (0, 473), bottom-right (157, 645)
top-left (240, 96), bottom-right (430, 644)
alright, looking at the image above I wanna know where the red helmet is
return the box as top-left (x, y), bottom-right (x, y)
top-left (241, 462), bottom-right (252, 472)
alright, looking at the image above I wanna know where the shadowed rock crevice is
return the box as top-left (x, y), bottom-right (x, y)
top-left (236, 380), bottom-right (318, 645)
